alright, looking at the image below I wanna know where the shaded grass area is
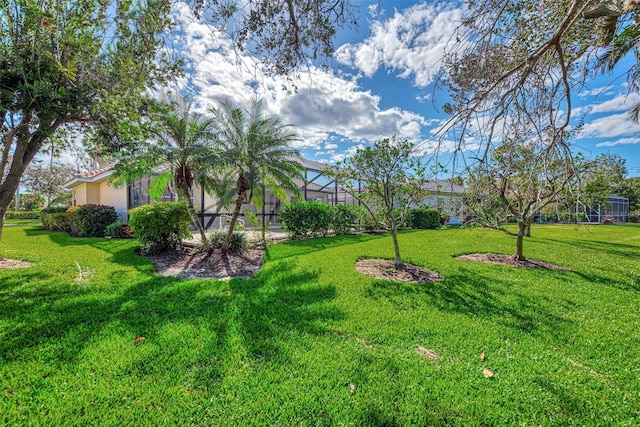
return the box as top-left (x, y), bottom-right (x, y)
top-left (1, 224), bottom-right (639, 425)
top-left (3, 218), bottom-right (41, 225)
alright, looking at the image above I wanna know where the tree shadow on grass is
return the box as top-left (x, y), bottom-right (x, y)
top-left (537, 237), bottom-right (640, 262)
top-left (364, 268), bottom-right (574, 339)
top-left (533, 237), bottom-right (640, 291)
top-left (265, 233), bottom-right (385, 261)
top-left (0, 256), bottom-right (342, 382)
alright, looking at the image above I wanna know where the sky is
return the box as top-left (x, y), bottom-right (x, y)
top-left (160, 1), bottom-right (639, 176)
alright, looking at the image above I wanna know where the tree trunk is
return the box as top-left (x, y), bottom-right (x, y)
top-left (513, 221), bottom-right (526, 261)
top-left (224, 171), bottom-right (251, 251)
top-left (0, 131), bottom-right (48, 243)
top-left (224, 190), bottom-right (246, 250)
top-left (524, 222), bottom-right (531, 237)
top-left (0, 203), bottom-right (8, 245)
top-left (179, 184), bottom-right (210, 250)
top-left (390, 227), bottom-right (404, 270)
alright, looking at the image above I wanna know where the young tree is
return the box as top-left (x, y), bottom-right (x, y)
top-left (333, 137), bottom-right (430, 270)
top-left (465, 135), bottom-right (577, 261)
top-left (112, 93), bottom-right (221, 250)
top-left (209, 97), bottom-right (304, 251)
top-left (0, 0), bottom-right (178, 243)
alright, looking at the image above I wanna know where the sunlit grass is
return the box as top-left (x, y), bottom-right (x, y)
top-left (1, 223), bottom-right (639, 425)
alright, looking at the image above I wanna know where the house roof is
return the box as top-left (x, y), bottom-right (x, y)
top-left (63, 167), bottom-right (114, 188)
top-left (423, 180), bottom-right (464, 195)
top-left (296, 157), bottom-right (330, 172)
top-left (64, 158), bottom-right (332, 190)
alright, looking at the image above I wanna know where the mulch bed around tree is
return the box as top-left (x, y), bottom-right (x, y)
top-left (144, 247), bottom-right (264, 280)
top-left (355, 258), bottom-right (443, 283)
top-left (455, 253), bottom-right (571, 270)
top-left (0, 257), bottom-right (32, 270)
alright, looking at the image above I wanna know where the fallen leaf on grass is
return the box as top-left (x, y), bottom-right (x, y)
top-left (349, 383), bottom-right (356, 393)
top-left (482, 368), bottom-right (494, 378)
top-left (418, 346), bottom-right (440, 359)
top-left (480, 350), bottom-right (486, 361)
top-left (134, 337), bottom-right (145, 345)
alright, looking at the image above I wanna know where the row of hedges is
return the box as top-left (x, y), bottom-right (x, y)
top-left (279, 203), bottom-right (447, 239)
top-left (41, 205), bottom-right (117, 237)
top-left (279, 202), bottom-right (363, 239)
top-left (5, 210), bottom-right (41, 219)
top-left (540, 212), bottom-right (588, 223)
top-left (40, 202), bottom-right (190, 253)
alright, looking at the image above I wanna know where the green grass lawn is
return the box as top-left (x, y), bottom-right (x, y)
top-left (1, 224), bottom-right (639, 426)
top-left (3, 218), bottom-right (41, 225)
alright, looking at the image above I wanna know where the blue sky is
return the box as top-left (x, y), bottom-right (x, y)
top-left (168, 0), bottom-right (640, 176)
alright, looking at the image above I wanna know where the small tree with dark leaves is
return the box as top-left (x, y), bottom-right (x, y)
top-left (332, 137), bottom-right (430, 270)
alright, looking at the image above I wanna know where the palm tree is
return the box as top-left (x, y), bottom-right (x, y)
top-left (209, 97), bottom-right (304, 250)
top-left (598, 22), bottom-right (640, 121)
top-left (112, 92), bottom-right (221, 250)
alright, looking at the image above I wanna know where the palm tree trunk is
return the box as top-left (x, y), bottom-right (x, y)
top-left (224, 171), bottom-right (251, 251)
top-left (179, 185), bottom-right (210, 250)
top-left (224, 190), bottom-right (245, 250)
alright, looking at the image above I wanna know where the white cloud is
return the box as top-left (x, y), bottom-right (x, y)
top-left (574, 92), bottom-right (640, 116)
top-left (169, 2), bottom-right (429, 152)
top-left (596, 137), bottom-right (640, 147)
top-left (581, 112), bottom-right (640, 138)
top-left (335, 3), bottom-right (462, 87)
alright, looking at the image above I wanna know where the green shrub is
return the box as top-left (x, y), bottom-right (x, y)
top-left (66, 204), bottom-right (117, 237)
top-left (41, 207), bottom-right (71, 231)
top-left (5, 210), bottom-right (40, 219)
top-left (541, 211), bottom-right (587, 223)
top-left (279, 202), bottom-right (333, 239)
top-left (128, 202), bottom-right (192, 252)
top-left (208, 230), bottom-right (249, 253)
top-left (331, 204), bottom-right (359, 235)
top-left (105, 221), bottom-right (133, 239)
top-left (409, 207), bottom-right (441, 229)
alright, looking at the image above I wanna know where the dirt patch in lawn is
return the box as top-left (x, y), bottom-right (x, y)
top-left (144, 247), bottom-right (264, 280)
top-left (0, 257), bottom-right (33, 270)
top-left (456, 253), bottom-right (571, 270)
top-left (355, 258), bottom-right (443, 283)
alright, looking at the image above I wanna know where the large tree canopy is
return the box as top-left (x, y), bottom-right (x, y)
top-left (193, 0), bottom-right (357, 77)
top-left (0, 0), bottom-right (179, 240)
top-left (441, 0), bottom-right (640, 159)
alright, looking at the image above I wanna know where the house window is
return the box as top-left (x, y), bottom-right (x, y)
top-left (437, 197), bottom-right (445, 213)
top-left (307, 195), bottom-right (324, 203)
top-left (72, 190), bottom-right (77, 206)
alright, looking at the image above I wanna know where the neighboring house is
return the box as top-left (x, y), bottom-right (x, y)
top-left (65, 160), bottom-right (465, 227)
top-left (421, 180), bottom-right (465, 225)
